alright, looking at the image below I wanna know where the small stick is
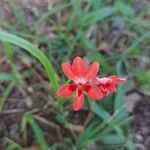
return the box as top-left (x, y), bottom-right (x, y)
top-left (0, 108), bottom-right (41, 115)
top-left (0, 108), bottom-right (25, 115)
top-left (33, 114), bottom-right (62, 140)
top-left (83, 108), bottom-right (93, 128)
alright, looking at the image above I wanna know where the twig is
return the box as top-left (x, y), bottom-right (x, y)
top-left (0, 108), bottom-right (41, 115)
top-left (31, 68), bottom-right (49, 85)
top-left (83, 108), bottom-right (93, 128)
top-left (0, 108), bottom-right (25, 115)
top-left (76, 109), bottom-right (94, 145)
top-left (33, 114), bottom-right (62, 140)
top-left (65, 123), bottom-right (84, 133)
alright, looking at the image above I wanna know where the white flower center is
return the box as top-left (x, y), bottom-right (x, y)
top-left (98, 78), bottom-right (111, 84)
top-left (75, 78), bottom-right (87, 84)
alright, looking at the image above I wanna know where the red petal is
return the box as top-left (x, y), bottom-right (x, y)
top-left (99, 85), bottom-right (109, 96)
top-left (89, 77), bottom-right (100, 84)
top-left (106, 83), bottom-right (116, 93)
top-left (69, 84), bottom-right (78, 91)
top-left (73, 93), bottom-right (84, 111)
top-left (62, 63), bottom-right (76, 81)
top-left (109, 75), bottom-right (126, 84)
top-left (82, 84), bottom-right (91, 92)
top-left (71, 57), bottom-right (86, 77)
top-left (86, 86), bottom-right (103, 100)
top-left (85, 62), bottom-right (99, 81)
top-left (57, 84), bottom-right (76, 97)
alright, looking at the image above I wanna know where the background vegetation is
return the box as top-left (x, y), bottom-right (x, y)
top-left (0, 0), bottom-right (149, 149)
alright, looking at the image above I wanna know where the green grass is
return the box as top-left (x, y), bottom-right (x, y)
top-left (22, 114), bottom-right (49, 150)
top-left (0, 0), bottom-right (149, 149)
top-left (0, 31), bottom-right (59, 91)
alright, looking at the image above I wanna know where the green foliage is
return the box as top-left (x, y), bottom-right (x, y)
top-left (88, 52), bottom-right (115, 75)
top-left (0, 0), bottom-right (149, 149)
top-left (0, 72), bottom-right (17, 81)
top-left (79, 7), bottom-right (115, 27)
top-left (5, 138), bottom-right (23, 150)
top-left (0, 19), bottom-right (17, 31)
top-left (22, 114), bottom-right (49, 150)
top-left (136, 70), bottom-right (150, 84)
top-left (0, 31), bottom-right (59, 91)
top-left (7, 0), bottom-right (26, 29)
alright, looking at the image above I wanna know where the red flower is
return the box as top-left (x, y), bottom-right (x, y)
top-left (57, 57), bottom-right (103, 111)
top-left (57, 56), bottom-right (126, 111)
top-left (90, 76), bottom-right (126, 96)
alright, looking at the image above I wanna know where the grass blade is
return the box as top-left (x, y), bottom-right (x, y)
top-left (0, 19), bottom-right (17, 31)
top-left (0, 31), bottom-right (59, 91)
top-left (31, 4), bottom-right (70, 31)
top-left (26, 114), bottom-right (49, 150)
top-left (91, 101), bottom-right (110, 121)
top-left (7, 0), bottom-right (26, 29)
top-left (124, 31), bottom-right (150, 55)
top-left (79, 7), bottom-right (115, 27)
top-left (0, 72), bottom-right (17, 81)
top-left (98, 133), bottom-right (126, 145)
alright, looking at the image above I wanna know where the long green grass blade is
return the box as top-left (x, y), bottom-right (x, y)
top-left (91, 101), bottom-right (110, 121)
top-left (27, 115), bottom-right (49, 150)
top-left (0, 31), bottom-right (59, 91)
top-left (0, 72), bottom-right (17, 81)
top-left (98, 133), bottom-right (126, 145)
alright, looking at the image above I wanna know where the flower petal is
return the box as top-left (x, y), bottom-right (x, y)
top-left (73, 93), bottom-right (84, 111)
top-left (86, 86), bottom-right (103, 100)
top-left (57, 84), bottom-right (76, 97)
top-left (99, 85), bottom-right (109, 96)
top-left (71, 57), bottom-right (86, 77)
top-left (106, 83), bottom-right (116, 93)
top-left (62, 63), bottom-right (76, 81)
top-left (109, 75), bottom-right (126, 84)
top-left (85, 62), bottom-right (99, 81)
top-left (89, 77), bottom-right (99, 84)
